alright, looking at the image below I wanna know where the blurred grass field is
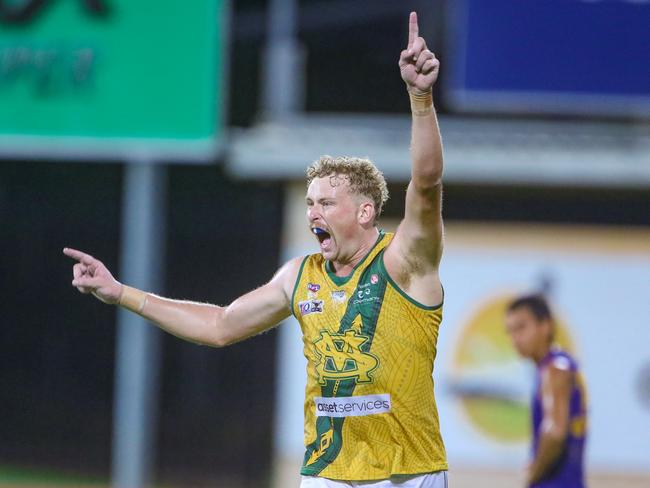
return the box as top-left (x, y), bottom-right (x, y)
top-left (0, 465), bottom-right (105, 488)
top-left (0, 465), bottom-right (251, 488)
top-left (273, 457), bottom-right (650, 488)
top-left (3, 463), bottom-right (649, 488)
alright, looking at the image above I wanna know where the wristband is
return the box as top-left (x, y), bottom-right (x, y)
top-left (118, 285), bottom-right (148, 314)
top-left (409, 90), bottom-right (434, 116)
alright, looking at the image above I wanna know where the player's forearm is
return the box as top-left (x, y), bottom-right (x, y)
top-left (119, 286), bottom-right (227, 346)
top-left (142, 294), bottom-right (229, 346)
top-left (527, 432), bottom-right (566, 485)
top-left (409, 91), bottom-right (443, 190)
top-left (118, 281), bottom-right (290, 347)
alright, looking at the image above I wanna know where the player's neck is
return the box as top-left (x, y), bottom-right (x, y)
top-left (330, 227), bottom-right (380, 277)
top-left (532, 343), bottom-right (552, 365)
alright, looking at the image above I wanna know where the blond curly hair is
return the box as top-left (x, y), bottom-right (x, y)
top-left (306, 155), bottom-right (389, 220)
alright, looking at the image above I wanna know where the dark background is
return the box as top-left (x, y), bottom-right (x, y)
top-left (1, 1), bottom-right (648, 487)
top-left (0, 162), bottom-right (283, 486)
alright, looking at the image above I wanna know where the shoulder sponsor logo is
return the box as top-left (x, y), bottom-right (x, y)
top-left (307, 282), bottom-right (321, 293)
top-left (299, 299), bottom-right (324, 316)
top-left (371, 274), bottom-right (379, 284)
top-left (314, 394), bottom-right (391, 417)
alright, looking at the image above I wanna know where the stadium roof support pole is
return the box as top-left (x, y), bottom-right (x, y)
top-left (263, 0), bottom-right (304, 118)
top-left (111, 162), bottom-right (165, 488)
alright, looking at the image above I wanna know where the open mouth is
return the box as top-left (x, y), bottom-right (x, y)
top-left (312, 227), bottom-right (332, 248)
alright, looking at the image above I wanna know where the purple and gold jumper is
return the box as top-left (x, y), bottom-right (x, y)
top-left (531, 347), bottom-right (587, 488)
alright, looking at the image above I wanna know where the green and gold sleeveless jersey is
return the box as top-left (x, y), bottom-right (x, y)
top-left (291, 231), bottom-right (447, 480)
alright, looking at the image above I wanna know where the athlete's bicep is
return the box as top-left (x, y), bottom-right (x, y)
top-left (390, 180), bottom-right (443, 268)
top-left (218, 257), bottom-right (302, 345)
top-left (383, 182), bottom-right (443, 307)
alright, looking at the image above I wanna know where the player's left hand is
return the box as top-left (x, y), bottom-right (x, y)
top-left (399, 11), bottom-right (440, 94)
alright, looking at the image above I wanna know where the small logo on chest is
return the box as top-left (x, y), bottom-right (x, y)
top-left (331, 290), bottom-right (347, 303)
top-left (353, 280), bottom-right (381, 305)
top-left (299, 299), bottom-right (324, 316)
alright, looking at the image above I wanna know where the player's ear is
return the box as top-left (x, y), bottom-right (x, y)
top-left (547, 319), bottom-right (557, 344)
top-left (358, 201), bottom-right (375, 225)
top-left (541, 319), bottom-right (554, 344)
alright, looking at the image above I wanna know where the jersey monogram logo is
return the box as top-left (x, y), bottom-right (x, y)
top-left (313, 330), bottom-right (379, 385)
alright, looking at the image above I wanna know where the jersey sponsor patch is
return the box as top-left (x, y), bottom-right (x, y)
top-left (314, 394), bottom-right (391, 417)
top-left (307, 282), bottom-right (321, 293)
top-left (353, 283), bottom-right (380, 304)
top-left (331, 290), bottom-right (347, 303)
top-left (299, 299), bottom-right (324, 316)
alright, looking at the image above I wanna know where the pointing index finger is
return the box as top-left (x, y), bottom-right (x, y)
top-left (408, 11), bottom-right (419, 49)
top-left (63, 247), bottom-right (95, 265)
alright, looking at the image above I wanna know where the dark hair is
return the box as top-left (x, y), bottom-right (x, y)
top-left (507, 294), bottom-right (553, 322)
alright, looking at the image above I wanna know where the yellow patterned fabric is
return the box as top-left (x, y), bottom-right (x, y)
top-left (292, 231), bottom-right (447, 480)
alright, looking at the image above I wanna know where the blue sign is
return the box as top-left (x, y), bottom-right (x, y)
top-left (446, 0), bottom-right (650, 117)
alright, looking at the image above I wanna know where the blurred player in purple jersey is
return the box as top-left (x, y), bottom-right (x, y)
top-left (505, 295), bottom-right (587, 488)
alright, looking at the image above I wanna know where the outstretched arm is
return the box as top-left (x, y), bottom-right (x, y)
top-left (63, 247), bottom-right (299, 347)
top-left (385, 11), bottom-right (443, 306)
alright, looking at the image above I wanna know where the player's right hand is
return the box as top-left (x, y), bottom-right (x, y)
top-left (63, 247), bottom-right (122, 304)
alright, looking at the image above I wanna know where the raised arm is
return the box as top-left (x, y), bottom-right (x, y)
top-left (384, 11), bottom-right (443, 306)
top-left (63, 247), bottom-right (299, 347)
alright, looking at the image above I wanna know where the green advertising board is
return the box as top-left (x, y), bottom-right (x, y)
top-left (0, 0), bottom-right (224, 160)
